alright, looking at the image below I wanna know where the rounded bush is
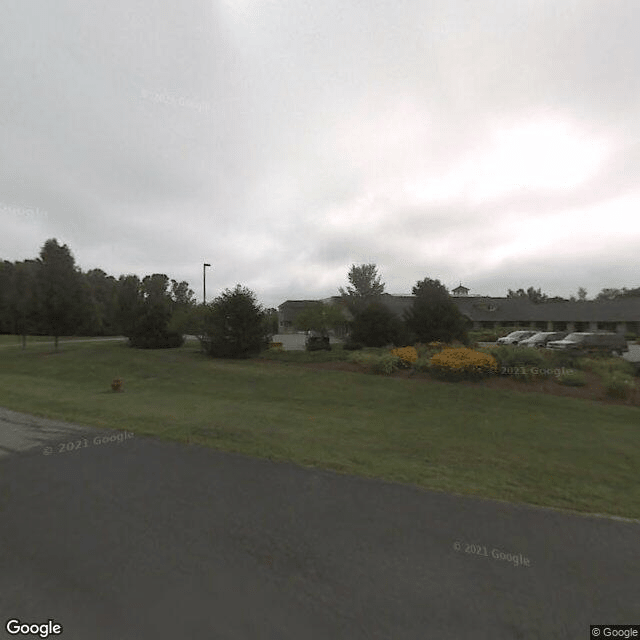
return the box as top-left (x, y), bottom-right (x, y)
top-left (371, 354), bottom-right (401, 375)
top-left (556, 371), bottom-right (586, 386)
top-left (604, 373), bottom-right (636, 399)
top-left (347, 351), bottom-right (400, 375)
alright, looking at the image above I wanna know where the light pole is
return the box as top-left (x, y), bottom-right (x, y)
top-left (203, 263), bottom-right (211, 305)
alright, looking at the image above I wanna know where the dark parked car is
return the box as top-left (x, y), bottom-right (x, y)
top-left (496, 330), bottom-right (538, 345)
top-left (305, 335), bottom-right (331, 351)
top-left (518, 331), bottom-right (568, 348)
top-left (546, 332), bottom-right (628, 356)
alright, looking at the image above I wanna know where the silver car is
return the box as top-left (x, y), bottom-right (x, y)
top-left (546, 332), bottom-right (628, 356)
top-left (496, 330), bottom-right (538, 345)
top-left (518, 331), bottom-right (568, 348)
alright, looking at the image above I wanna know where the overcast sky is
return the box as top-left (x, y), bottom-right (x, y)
top-left (1, 0), bottom-right (639, 309)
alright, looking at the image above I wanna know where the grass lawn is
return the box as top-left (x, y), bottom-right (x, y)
top-left (0, 337), bottom-right (638, 519)
top-left (0, 334), bottom-right (125, 347)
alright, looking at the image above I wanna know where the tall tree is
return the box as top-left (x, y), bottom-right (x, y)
top-left (577, 287), bottom-right (588, 302)
top-left (36, 239), bottom-right (87, 349)
top-left (116, 275), bottom-right (143, 336)
top-left (170, 279), bottom-right (196, 308)
top-left (338, 263), bottom-right (385, 315)
top-left (81, 269), bottom-right (120, 335)
top-left (405, 277), bottom-right (469, 344)
top-left (262, 307), bottom-right (279, 337)
top-left (8, 260), bottom-right (42, 347)
top-left (166, 278), bottom-right (197, 335)
top-left (0, 260), bottom-right (14, 334)
top-left (131, 274), bottom-right (174, 345)
top-left (294, 301), bottom-right (346, 337)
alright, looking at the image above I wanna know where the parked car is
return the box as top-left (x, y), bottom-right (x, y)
top-left (546, 332), bottom-right (629, 356)
top-left (518, 331), bottom-right (568, 348)
top-left (496, 330), bottom-right (538, 345)
top-left (305, 334), bottom-right (331, 351)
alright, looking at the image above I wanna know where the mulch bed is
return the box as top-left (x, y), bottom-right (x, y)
top-left (267, 360), bottom-right (640, 409)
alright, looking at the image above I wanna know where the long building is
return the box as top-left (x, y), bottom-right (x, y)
top-left (278, 290), bottom-right (640, 336)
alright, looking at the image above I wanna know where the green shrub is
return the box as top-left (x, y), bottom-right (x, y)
top-left (413, 356), bottom-right (432, 373)
top-left (346, 351), bottom-right (401, 375)
top-left (347, 352), bottom-right (374, 367)
top-left (593, 358), bottom-right (636, 378)
top-left (603, 373), bottom-right (636, 399)
top-left (575, 357), bottom-right (600, 373)
top-left (543, 350), bottom-right (582, 369)
top-left (203, 285), bottom-right (270, 358)
top-left (342, 340), bottom-right (364, 350)
top-left (556, 370), bottom-right (587, 386)
top-left (487, 345), bottom-right (546, 369)
top-left (371, 354), bottom-right (401, 375)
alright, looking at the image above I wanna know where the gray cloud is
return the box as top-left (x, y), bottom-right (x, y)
top-left (1, 0), bottom-right (639, 309)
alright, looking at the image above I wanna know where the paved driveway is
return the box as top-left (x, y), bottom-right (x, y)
top-left (1, 406), bottom-right (638, 639)
top-left (271, 333), bottom-right (344, 351)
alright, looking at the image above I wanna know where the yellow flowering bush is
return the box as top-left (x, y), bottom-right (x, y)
top-left (390, 346), bottom-right (418, 367)
top-left (429, 348), bottom-right (498, 381)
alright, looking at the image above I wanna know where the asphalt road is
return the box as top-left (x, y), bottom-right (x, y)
top-left (0, 407), bottom-right (639, 640)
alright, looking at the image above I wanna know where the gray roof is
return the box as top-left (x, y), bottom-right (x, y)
top-left (278, 299), bottom-right (320, 310)
top-left (279, 295), bottom-right (640, 322)
top-left (454, 297), bottom-right (640, 322)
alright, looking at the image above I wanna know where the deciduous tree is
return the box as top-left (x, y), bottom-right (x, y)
top-left (338, 263), bottom-right (385, 315)
top-left (294, 301), bottom-right (346, 337)
top-left (350, 302), bottom-right (406, 347)
top-left (36, 239), bottom-right (87, 349)
top-left (405, 277), bottom-right (469, 344)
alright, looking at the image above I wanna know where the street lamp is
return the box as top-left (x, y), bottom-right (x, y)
top-left (203, 263), bottom-right (211, 305)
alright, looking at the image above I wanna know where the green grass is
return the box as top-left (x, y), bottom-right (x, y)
top-left (0, 337), bottom-right (638, 519)
top-left (0, 334), bottom-right (124, 346)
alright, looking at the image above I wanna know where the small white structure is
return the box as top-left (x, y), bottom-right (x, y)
top-left (452, 283), bottom-right (469, 297)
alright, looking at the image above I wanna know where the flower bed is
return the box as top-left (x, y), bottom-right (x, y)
top-left (429, 348), bottom-right (498, 381)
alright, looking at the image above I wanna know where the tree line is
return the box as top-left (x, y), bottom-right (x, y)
top-left (0, 238), bottom-right (278, 351)
top-left (506, 285), bottom-right (640, 303)
top-left (3, 240), bottom-right (636, 356)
